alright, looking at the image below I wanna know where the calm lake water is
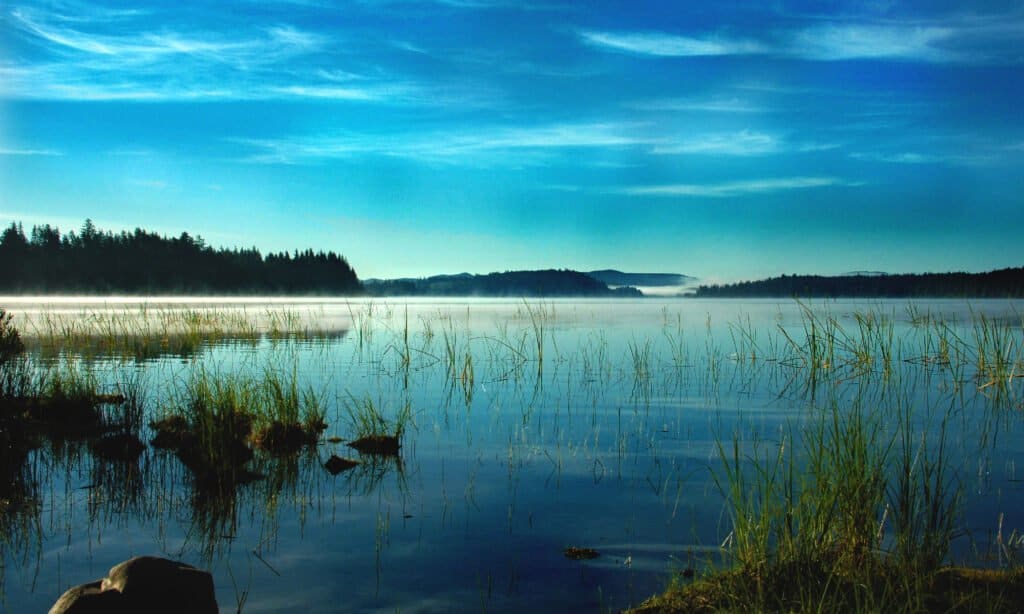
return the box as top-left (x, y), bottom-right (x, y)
top-left (2, 297), bottom-right (1023, 612)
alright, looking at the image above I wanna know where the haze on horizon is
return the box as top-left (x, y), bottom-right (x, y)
top-left (1, 0), bottom-right (1022, 284)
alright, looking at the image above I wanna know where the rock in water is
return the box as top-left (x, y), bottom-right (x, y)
top-left (49, 556), bottom-right (217, 614)
top-left (48, 582), bottom-right (121, 614)
top-left (324, 454), bottom-right (359, 475)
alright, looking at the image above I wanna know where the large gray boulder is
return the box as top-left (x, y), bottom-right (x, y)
top-left (50, 556), bottom-right (217, 614)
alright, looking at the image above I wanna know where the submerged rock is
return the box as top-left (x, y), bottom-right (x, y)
top-left (92, 393), bottom-right (126, 405)
top-left (49, 556), bottom-right (217, 614)
top-left (149, 415), bottom-right (191, 449)
top-left (347, 434), bottom-right (400, 456)
top-left (324, 454), bottom-right (359, 475)
top-left (251, 420), bottom-right (324, 455)
top-left (90, 433), bottom-right (145, 461)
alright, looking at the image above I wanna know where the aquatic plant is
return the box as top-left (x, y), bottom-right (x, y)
top-left (342, 393), bottom-right (411, 455)
top-left (682, 393), bottom-right (973, 613)
top-left (250, 365), bottom-right (327, 455)
top-left (166, 368), bottom-right (258, 487)
top-left (0, 309), bottom-right (24, 365)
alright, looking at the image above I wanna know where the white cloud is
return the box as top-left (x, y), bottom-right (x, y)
top-left (620, 177), bottom-right (858, 198)
top-left (579, 29), bottom-right (764, 57)
top-left (851, 150), bottom-right (994, 165)
top-left (651, 130), bottom-right (779, 156)
top-left (268, 85), bottom-right (383, 101)
top-left (234, 122), bottom-right (840, 165)
top-left (789, 24), bottom-right (954, 61)
top-left (798, 142), bottom-right (841, 152)
top-left (234, 122), bottom-right (660, 164)
top-left (9, 9), bottom-right (325, 64)
top-left (580, 19), bottom-right (1022, 64)
top-left (0, 147), bottom-right (62, 156)
top-left (2, 7), bottom-right (420, 103)
top-left (630, 97), bottom-right (766, 114)
top-left (391, 39), bottom-right (429, 54)
top-left (851, 151), bottom-right (941, 164)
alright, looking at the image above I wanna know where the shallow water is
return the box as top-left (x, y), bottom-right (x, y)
top-left (2, 297), bottom-right (1023, 612)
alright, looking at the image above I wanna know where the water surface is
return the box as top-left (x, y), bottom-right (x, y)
top-left (2, 297), bottom-right (1023, 612)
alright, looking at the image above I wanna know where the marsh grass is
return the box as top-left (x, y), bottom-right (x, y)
top-left (17, 305), bottom-right (343, 362)
top-left (0, 309), bottom-right (24, 365)
top-left (342, 393), bottom-right (411, 455)
top-left (154, 363), bottom-right (329, 485)
top-left (250, 365), bottom-right (328, 454)
top-left (641, 392), bottom-right (979, 613)
top-left (163, 368), bottom-right (258, 487)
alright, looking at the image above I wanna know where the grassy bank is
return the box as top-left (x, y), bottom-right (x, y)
top-left (631, 564), bottom-right (1024, 612)
top-left (631, 396), bottom-right (1023, 612)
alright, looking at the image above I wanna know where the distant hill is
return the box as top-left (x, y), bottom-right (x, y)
top-left (693, 267), bottom-right (1024, 298)
top-left (364, 269), bottom-right (641, 297)
top-left (586, 270), bottom-right (695, 287)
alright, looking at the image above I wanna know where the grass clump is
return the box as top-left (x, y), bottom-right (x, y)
top-left (249, 365), bottom-right (327, 455)
top-left (632, 399), bottom-right (990, 613)
top-left (632, 561), bottom-right (1024, 613)
top-left (153, 365), bottom-right (328, 487)
top-left (343, 394), bottom-right (410, 456)
top-left (156, 369), bottom-right (259, 488)
top-left (0, 309), bottom-right (24, 365)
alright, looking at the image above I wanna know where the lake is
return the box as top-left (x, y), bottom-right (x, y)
top-left (2, 297), bottom-right (1023, 612)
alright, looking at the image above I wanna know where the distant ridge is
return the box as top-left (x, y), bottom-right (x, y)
top-left (586, 270), bottom-right (695, 287)
top-left (364, 269), bottom-right (641, 297)
top-left (693, 267), bottom-right (1024, 298)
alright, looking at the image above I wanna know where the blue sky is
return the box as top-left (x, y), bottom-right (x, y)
top-left (1, 0), bottom-right (1022, 282)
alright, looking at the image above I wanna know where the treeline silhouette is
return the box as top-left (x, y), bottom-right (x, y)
top-left (0, 220), bottom-right (361, 294)
top-left (694, 268), bottom-right (1024, 298)
top-left (365, 270), bottom-right (641, 297)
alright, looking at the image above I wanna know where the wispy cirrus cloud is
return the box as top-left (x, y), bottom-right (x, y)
top-left (10, 8), bottom-right (320, 62)
top-left (650, 130), bottom-right (779, 156)
top-left (579, 29), bottom-right (764, 57)
top-left (630, 97), bottom-right (766, 114)
top-left (581, 17), bottom-right (1023, 64)
top-left (234, 122), bottom-right (839, 165)
top-left (0, 147), bottom-right (62, 156)
top-left (851, 151), bottom-right (943, 164)
top-left (234, 122), bottom-right (659, 164)
top-left (790, 24), bottom-right (954, 61)
top-left (851, 150), bottom-right (996, 166)
top-left (23, 0), bottom-right (147, 23)
top-left (1, 6), bottom-right (425, 102)
top-left (619, 177), bottom-right (858, 198)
